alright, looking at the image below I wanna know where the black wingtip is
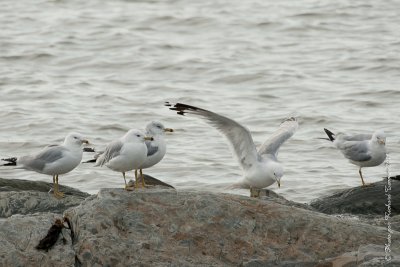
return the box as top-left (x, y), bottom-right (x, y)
top-left (165, 102), bottom-right (200, 116)
top-left (324, 128), bottom-right (335, 141)
top-left (1, 157), bottom-right (17, 166)
top-left (83, 159), bottom-right (97, 163)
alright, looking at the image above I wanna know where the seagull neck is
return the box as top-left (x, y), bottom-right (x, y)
top-left (64, 142), bottom-right (83, 152)
top-left (369, 139), bottom-right (377, 145)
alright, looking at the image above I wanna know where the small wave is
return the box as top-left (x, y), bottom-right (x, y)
top-left (211, 73), bottom-right (264, 84)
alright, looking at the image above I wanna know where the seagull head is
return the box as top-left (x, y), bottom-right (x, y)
top-left (268, 161), bottom-right (284, 188)
top-left (146, 121), bottom-right (174, 135)
top-left (64, 133), bottom-right (89, 147)
top-left (125, 129), bottom-right (153, 143)
top-left (372, 130), bottom-right (386, 145)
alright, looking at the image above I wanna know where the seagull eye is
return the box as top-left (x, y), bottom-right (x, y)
top-left (74, 136), bottom-right (78, 139)
top-left (136, 134), bottom-right (141, 137)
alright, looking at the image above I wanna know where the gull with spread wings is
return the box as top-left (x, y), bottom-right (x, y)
top-left (166, 102), bottom-right (298, 191)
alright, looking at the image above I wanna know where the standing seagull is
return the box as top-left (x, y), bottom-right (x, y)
top-left (323, 128), bottom-right (386, 186)
top-left (166, 102), bottom-right (298, 190)
top-left (138, 121), bottom-right (174, 187)
top-left (1, 133), bottom-right (89, 198)
top-left (95, 129), bottom-right (153, 190)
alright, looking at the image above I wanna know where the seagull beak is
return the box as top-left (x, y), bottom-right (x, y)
top-left (164, 128), bottom-right (174, 132)
top-left (277, 181), bottom-right (281, 188)
top-left (378, 139), bottom-right (385, 145)
top-left (144, 136), bottom-right (154, 141)
top-left (82, 139), bottom-right (90, 145)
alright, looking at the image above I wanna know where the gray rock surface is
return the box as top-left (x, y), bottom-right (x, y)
top-left (0, 180), bottom-right (399, 266)
top-left (0, 177), bottom-right (90, 196)
top-left (66, 188), bottom-right (397, 266)
top-left (0, 175), bottom-right (173, 218)
top-left (310, 179), bottom-right (399, 216)
top-left (325, 244), bottom-right (400, 267)
top-left (0, 177), bottom-right (90, 218)
top-left (251, 188), bottom-right (315, 211)
top-left (0, 213), bottom-right (76, 267)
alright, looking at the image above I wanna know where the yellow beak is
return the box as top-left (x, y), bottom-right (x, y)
top-left (378, 139), bottom-right (385, 145)
top-left (144, 136), bottom-right (154, 141)
top-left (82, 139), bottom-right (90, 145)
top-left (164, 128), bottom-right (174, 132)
top-left (277, 181), bottom-right (281, 188)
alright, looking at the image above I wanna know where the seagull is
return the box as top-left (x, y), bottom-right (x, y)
top-left (166, 102), bottom-right (298, 191)
top-left (323, 128), bottom-right (386, 186)
top-left (95, 129), bottom-right (153, 190)
top-left (138, 121), bottom-right (173, 187)
top-left (1, 133), bottom-right (89, 198)
top-left (84, 121), bottom-right (173, 187)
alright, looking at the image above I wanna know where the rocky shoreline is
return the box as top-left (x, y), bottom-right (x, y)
top-left (0, 177), bottom-right (399, 266)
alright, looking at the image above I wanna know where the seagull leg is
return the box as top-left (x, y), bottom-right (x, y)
top-left (359, 168), bottom-right (370, 187)
top-left (52, 175), bottom-right (56, 194)
top-left (135, 169), bottom-right (139, 189)
top-left (123, 172), bottom-right (127, 186)
top-left (123, 172), bottom-right (133, 191)
top-left (54, 175), bottom-right (64, 198)
top-left (140, 169), bottom-right (147, 188)
top-left (250, 187), bottom-right (260, 198)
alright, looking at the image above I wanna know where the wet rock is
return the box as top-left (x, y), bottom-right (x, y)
top-left (1, 185), bottom-right (399, 266)
top-left (65, 188), bottom-right (399, 266)
top-left (0, 177), bottom-right (90, 218)
top-left (323, 244), bottom-right (400, 267)
top-left (0, 177), bottom-right (90, 197)
top-left (251, 188), bottom-right (315, 211)
top-left (310, 179), bottom-right (399, 216)
top-left (127, 173), bottom-right (175, 189)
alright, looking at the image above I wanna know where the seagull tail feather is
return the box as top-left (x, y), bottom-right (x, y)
top-left (324, 128), bottom-right (335, 142)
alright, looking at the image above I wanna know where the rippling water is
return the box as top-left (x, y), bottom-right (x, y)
top-left (1, 0), bottom-right (399, 203)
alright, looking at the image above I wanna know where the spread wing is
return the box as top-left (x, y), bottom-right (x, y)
top-left (168, 102), bottom-right (259, 170)
top-left (257, 117), bottom-right (298, 158)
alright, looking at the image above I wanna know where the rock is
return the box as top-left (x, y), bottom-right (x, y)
top-left (0, 177), bottom-right (90, 218)
top-left (0, 213), bottom-right (76, 266)
top-left (64, 188), bottom-right (399, 266)
top-left (310, 179), bottom-right (399, 216)
top-left (0, 177), bottom-right (90, 197)
top-left (1, 186), bottom-right (399, 266)
top-left (127, 174), bottom-right (175, 189)
top-left (370, 214), bottom-right (400, 232)
top-left (324, 244), bottom-right (400, 267)
top-left (252, 188), bottom-right (315, 211)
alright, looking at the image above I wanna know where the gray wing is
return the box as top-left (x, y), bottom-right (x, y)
top-left (20, 146), bottom-right (66, 172)
top-left (337, 141), bottom-right (372, 162)
top-left (341, 133), bottom-right (372, 142)
top-left (258, 117), bottom-right (298, 158)
top-left (96, 140), bottom-right (123, 166)
top-left (145, 141), bottom-right (158, 157)
top-left (169, 103), bottom-right (258, 170)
